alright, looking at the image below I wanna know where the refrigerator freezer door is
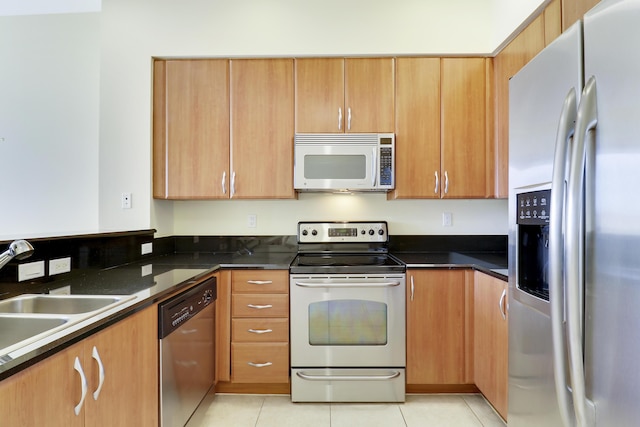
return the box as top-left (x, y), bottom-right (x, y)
top-left (508, 22), bottom-right (583, 427)
top-left (583, 1), bottom-right (640, 425)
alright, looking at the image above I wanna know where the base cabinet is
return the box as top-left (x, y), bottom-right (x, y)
top-left (406, 269), bottom-right (471, 386)
top-left (230, 270), bottom-right (289, 384)
top-left (474, 271), bottom-right (508, 420)
top-left (0, 306), bottom-right (158, 427)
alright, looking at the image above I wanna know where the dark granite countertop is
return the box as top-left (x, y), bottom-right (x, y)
top-left (0, 234), bottom-right (508, 380)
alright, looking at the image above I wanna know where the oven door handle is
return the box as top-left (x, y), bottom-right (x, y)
top-left (294, 280), bottom-right (401, 288)
top-left (296, 371), bottom-right (402, 381)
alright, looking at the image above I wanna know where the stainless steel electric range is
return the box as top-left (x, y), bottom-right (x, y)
top-left (289, 221), bottom-right (406, 402)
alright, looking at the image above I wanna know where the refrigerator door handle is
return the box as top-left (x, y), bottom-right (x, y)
top-left (549, 88), bottom-right (578, 427)
top-left (566, 76), bottom-right (598, 427)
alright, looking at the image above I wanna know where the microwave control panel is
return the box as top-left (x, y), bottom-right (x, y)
top-left (379, 146), bottom-right (393, 186)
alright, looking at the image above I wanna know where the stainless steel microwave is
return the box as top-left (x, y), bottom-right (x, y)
top-left (294, 133), bottom-right (395, 192)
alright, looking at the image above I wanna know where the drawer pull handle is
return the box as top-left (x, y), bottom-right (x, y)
top-left (248, 362), bottom-right (273, 368)
top-left (248, 328), bottom-right (273, 334)
top-left (247, 304), bottom-right (273, 309)
top-left (247, 280), bottom-right (273, 285)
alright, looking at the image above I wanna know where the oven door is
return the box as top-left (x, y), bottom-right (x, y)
top-left (289, 274), bottom-right (406, 368)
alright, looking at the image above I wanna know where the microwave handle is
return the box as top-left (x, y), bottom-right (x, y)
top-left (372, 147), bottom-right (377, 187)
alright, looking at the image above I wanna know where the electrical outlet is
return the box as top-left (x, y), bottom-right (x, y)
top-left (18, 261), bottom-right (45, 282)
top-left (442, 212), bottom-right (453, 227)
top-left (247, 214), bottom-right (257, 228)
top-left (121, 192), bottom-right (132, 209)
top-left (141, 242), bottom-right (153, 255)
top-left (141, 264), bottom-right (153, 277)
top-left (49, 257), bottom-right (71, 275)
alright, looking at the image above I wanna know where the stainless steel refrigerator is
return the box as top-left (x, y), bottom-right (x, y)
top-left (508, 0), bottom-right (640, 425)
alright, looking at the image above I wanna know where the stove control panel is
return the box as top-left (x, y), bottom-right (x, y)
top-left (298, 221), bottom-right (388, 243)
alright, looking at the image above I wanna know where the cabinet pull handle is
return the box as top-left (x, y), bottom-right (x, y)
top-left (231, 171), bottom-right (236, 197)
top-left (92, 346), bottom-right (105, 401)
top-left (73, 356), bottom-right (88, 416)
top-left (248, 328), bottom-right (273, 334)
top-left (444, 171), bottom-right (449, 194)
top-left (222, 171), bottom-right (227, 195)
top-left (247, 280), bottom-right (273, 285)
top-left (248, 362), bottom-right (273, 368)
top-left (347, 107), bottom-right (352, 130)
top-left (338, 107), bottom-right (342, 130)
top-left (247, 304), bottom-right (273, 309)
top-left (499, 289), bottom-right (507, 320)
top-left (434, 171), bottom-right (439, 194)
top-left (410, 276), bottom-right (415, 302)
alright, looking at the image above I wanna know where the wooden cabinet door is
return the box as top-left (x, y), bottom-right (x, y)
top-left (153, 59), bottom-right (230, 199)
top-left (295, 58), bottom-right (345, 133)
top-left (230, 59), bottom-right (295, 199)
top-left (474, 271), bottom-right (508, 420)
top-left (83, 306), bottom-right (158, 427)
top-left (344, 58), bottom-right (395, 133)
top-left (441, 58), bottom-right (488, 199)
top-left (0, 343), bottom-right (85, 427)
top-left (406, 269), bottom-right (466, 384)
top-left (391, 57), bottom-right (441, 199)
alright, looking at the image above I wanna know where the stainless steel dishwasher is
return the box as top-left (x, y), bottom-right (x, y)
top-left (159, 276), bottom-right (216, 427)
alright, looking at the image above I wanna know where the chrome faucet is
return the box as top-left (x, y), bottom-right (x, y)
top-left (0, 240), bottom-right (34, 271)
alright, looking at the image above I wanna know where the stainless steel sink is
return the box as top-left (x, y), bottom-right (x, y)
top-left (0, 294), bottom-right (136, 360)
top-left (0, 294), bottom-right (129, 315)
top-left (0, 315), bottom-right (70, 354)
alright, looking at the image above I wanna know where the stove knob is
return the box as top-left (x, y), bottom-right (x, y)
top-left (312, 229), bottom-right (318, 236)
top-left (360, 229), bottom-right (366, 235)
top-left (302, 230), bottom-right (308, 236)
top-left (368, 229), bottom-right (375, 236)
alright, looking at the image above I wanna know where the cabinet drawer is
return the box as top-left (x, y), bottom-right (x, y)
top-left (231, 342), bottom-right (289, 383)
top-left (232, 294), bottom-right (289, 317)
top-left (232, 318), bottom-right (289, 342)
top-left (232, 270), bottom-right (289, 293)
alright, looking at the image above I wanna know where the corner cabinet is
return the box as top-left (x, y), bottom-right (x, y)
top-left (391, 57), bottom-right (492, 199)
top-left (0, 306), bottom-right (158, 427)
top-left (153, 58), bottom-right (295, 200)
top-left (406, 269), bottom-right (474, 389)
top-left (153, 59), bottom-right (230, 199)
top-left (295, 58), bottom-right (395, 133)
top-left (474, 271), bottom-right (508, 420)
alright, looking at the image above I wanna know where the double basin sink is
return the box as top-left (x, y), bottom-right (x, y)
top-left (0, 294), bottom-right (134, 360)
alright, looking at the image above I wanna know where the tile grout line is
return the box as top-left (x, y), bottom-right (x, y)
top-left (254, 396), bottom-right (267, 427)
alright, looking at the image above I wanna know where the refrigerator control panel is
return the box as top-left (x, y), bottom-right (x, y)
top-left (517, 189), bottom-right (550, 225)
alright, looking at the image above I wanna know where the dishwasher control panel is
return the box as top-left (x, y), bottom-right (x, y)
top-left (158, 276), bottom-right (217, 339)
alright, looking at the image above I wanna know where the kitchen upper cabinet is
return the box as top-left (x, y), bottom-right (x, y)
top-left (153, 59), bottom-right (230, 199)
top-left (493, 0), bottom-right (559, 197)
top-left (390, 57), bottom-right (441, 199)
top-left (295, 58), bottom-right (395, 133)
top-left (0, 306), bottom-right (158, 427)
top-left (230, 58), bottom-right (295, 199)
top-left (562, 0), bottom-right (600, 31)
top-left (406, 269), bottom-right (470, 386)
top-left (474, 271), bottom-right (508, 420)
top-left (441, 58), bottom-right (492, 198)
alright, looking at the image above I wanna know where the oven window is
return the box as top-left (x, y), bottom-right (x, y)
top-left (308, 299), bottom-right (388, 345)
top-left (304, 155), bottom-right (366, 179)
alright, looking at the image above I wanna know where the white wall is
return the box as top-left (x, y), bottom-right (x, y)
top-left (172, 195), bottom-right (508, 236)
top-left (0, 13), bottom-right (100, 240)
top-left (1, 0), bottom-right (544, 240)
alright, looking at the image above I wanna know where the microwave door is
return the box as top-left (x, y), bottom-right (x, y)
top-left (295, 144), bottom-right (374, 190)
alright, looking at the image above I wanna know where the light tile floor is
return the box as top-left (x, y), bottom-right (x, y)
top-left (186, 393), bottom-right (506, 427)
